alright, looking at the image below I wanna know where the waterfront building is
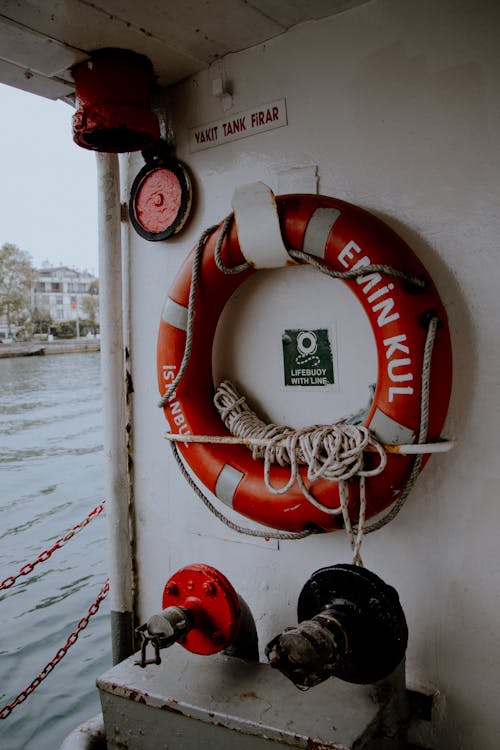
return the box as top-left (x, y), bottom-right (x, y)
top-left (0, 264), bottom-right (98, 340)
top-left (32, 264), bottom-right (98, 322)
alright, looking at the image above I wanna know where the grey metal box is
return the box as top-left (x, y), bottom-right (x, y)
top-left (98, 648), bottom-right (395, 749)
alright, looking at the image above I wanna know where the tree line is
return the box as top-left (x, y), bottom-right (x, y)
top-left (0, 242), bottom-right (99, 340)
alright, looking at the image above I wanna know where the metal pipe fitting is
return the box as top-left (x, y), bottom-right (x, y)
top-left (266, 564), bottom-right (408, 689)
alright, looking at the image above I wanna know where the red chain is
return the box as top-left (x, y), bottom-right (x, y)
top-left (0, 500), bottom-right (106, 591)
top-left (0, 577), bottom-right (110, 719)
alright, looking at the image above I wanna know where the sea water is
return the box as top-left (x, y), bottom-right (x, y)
top-left (0, 352), bottom-right (110, 750)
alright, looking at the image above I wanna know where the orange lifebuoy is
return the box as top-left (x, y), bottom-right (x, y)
top-left (157, 194), bottom-right (452, 533)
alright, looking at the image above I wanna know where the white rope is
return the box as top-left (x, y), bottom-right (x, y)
top-left (214, 381), bottom-right (387, 493)
top-left (164, 432), bottom-right (452, 455)
top-left (339, 479), bottom-right (365, 566)
top-left (214, 380), bottom-right (388, 564)
top-left (288, 248), bottom-right (426, 291)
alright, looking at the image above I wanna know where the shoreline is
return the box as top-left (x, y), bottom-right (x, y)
top-left (0, 339), bottom-right (100, 359)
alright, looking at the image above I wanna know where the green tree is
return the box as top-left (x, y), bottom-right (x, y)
top-left (80, 290), bottom-right (99, 334)
top-left (54, 320), bottom-right (76, 339)
top-left (0, 243), bottom-right (35, 335)
top-left (31, 304), bottom-right (53, 335)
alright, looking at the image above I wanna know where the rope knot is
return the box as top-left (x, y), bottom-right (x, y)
top-left (214, 380), bottom-right (389, 565)
top-left (214, 380), bottom-right (386, 488)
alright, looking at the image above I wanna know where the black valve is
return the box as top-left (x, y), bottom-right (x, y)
top-left (266, 564), bottom-right (408, 689)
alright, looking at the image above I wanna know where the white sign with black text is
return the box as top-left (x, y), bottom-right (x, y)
top-left (189, 99), bottom-right (287, 152)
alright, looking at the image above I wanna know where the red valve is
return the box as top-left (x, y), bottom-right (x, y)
top-left (162, 564), bottom-right (241, 655)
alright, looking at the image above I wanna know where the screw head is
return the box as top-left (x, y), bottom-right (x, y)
top-left (203, 581), bottom-right (217, 597)
top-left (165, 581), bottom-right (179, 596)
top-left (186, 579), bottom-right (195, 592)
top-left (154, 193), bottom-right (164, 207)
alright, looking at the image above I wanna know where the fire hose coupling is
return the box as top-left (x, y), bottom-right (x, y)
top-left (135, 564), bottom-right (245, 667)
top-left (265, 564), bottom-right (408, 689)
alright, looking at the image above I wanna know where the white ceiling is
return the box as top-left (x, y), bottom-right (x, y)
top-left (0, 0), bottom-right (370, 100)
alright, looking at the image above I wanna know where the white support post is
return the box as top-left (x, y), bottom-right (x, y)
top-left (96, 152), bottom-right (134, 664)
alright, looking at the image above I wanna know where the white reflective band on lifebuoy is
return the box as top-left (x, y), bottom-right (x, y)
top-left (368, 408), bottom-right (416, 445)
top-left (232, 182), bottom-right (295, 269)
top-left (162, 298), bottom-right (188, 331)
top-left (303, 207), bottom-right (341, 259)
top-left (215, 464), bottom-right (244, 507)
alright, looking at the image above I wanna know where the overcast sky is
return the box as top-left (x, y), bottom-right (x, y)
top-left (0, 83), bottom-right (98, 275)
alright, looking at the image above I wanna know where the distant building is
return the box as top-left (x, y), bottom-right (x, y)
top-left (32, 265), bottom-right (98, 322)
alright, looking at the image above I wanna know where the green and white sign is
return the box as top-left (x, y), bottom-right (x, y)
top-left (282, 329), bottom-right (335, 387)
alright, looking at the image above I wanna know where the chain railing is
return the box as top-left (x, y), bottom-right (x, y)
top-left (0, 578), bottom-right (109, 719)
top-left (0, 500), bottom-right (109, 719)
top-left (0, 500), bottom-right (106, 591)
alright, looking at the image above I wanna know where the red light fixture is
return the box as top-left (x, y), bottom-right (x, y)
top-left (72, 48), bottom-right (160, 153)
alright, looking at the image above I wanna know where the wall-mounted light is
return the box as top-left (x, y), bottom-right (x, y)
top-left (72, 48), bottom-right (160, 153)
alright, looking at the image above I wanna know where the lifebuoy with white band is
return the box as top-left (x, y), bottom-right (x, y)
top-left (157, 188), bottom-right (452, 533)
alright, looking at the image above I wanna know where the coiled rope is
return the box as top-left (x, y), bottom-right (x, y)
top-left (159, 214), bottom-right (439, 561)
top-left (215, 381), bottom-right (389, 564)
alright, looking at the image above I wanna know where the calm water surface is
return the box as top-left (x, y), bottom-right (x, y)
top-left (0, 352), bottom-right (110, 750)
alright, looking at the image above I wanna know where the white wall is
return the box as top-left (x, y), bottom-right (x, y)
top-left (127, 2), bottom-right (500, 748)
